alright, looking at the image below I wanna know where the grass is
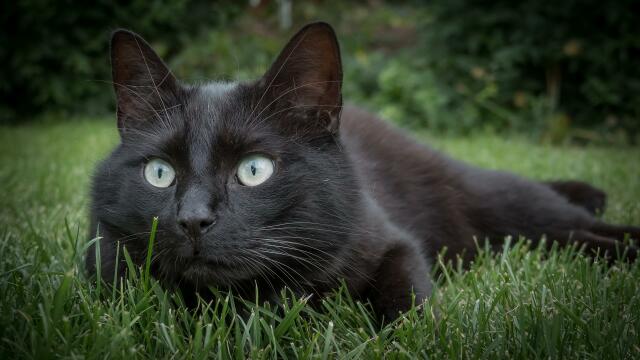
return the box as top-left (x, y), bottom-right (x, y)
top-left (1, 119), bottom-right (639, 359)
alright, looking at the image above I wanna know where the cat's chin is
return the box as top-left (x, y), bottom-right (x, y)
top-left (180, 256), bottom-right (254, 285)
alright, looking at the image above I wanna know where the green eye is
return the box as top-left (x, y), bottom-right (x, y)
top-left (144, 158), bottom-right (176, 188)
top-left (237, 155), bottom-right (274, 187)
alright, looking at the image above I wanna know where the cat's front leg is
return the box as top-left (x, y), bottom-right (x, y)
top-left (367, 242), bottom-right (433, 321)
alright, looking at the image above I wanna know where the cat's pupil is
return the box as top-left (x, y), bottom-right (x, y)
top-left (157, 167), bottom-right (163, 178)
top-left (251, 163), bottom-right (257, 176)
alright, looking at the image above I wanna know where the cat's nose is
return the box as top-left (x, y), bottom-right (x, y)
top-left (177, 211), bottom-right (216, 238)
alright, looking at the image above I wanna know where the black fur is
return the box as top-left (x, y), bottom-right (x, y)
top-left (545, 180), bottom-right (607, 215)
top-left (86, 23), bottom-right (639, 320)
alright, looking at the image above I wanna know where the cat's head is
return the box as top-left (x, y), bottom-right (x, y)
top-left (88, 23), bottom-right (359, 290)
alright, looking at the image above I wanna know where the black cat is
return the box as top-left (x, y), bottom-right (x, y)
top-left (86, 22), bottom-right (639, 320)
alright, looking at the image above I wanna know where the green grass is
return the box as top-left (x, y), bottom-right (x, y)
top-left (1, 119), bottom-right (639, 359)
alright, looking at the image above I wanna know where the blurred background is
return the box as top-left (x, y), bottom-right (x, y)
top-left (2, 0), bottom-right (639, 144)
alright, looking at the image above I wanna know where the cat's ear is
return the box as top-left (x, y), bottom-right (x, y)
top-left (110, 29), bottom-right (179, 134)
top-left (259, 22), bottom-right (342, 133)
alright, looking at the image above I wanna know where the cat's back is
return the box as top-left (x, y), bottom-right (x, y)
top-left (339, 105), bottom-right (478, 257)
top-left (339, 104), bottom-right (453, 188)
top-left (339, 105), bottom-right (593, 256)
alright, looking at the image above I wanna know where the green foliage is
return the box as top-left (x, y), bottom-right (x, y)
top-left (3, 0), bottom-right (638, 142)
top-left (0, 0), bottom-right (240, 123)
top-left (1, 120), bottom-right (640, 357)
top-left (415, 0), bottom-right (640, 142)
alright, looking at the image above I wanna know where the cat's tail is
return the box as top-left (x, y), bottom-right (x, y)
top-left (544, 180), bottom-right (607, 216)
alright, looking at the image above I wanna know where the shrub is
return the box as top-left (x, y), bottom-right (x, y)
top-left (416, 0), bottom-right (640, 141)
top-left (0, 0), bottom-right (240, 123)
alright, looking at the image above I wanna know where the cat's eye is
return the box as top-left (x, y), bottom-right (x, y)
top-left (237, 155), bottom-right (274, 187)
top-left (144, 158), bottom-right (176, 188)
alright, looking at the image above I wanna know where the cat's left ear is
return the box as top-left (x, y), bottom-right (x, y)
top-left (111, 29), bottom-right (179, 135)
top-left (259, 22), bottom-right (343, 133)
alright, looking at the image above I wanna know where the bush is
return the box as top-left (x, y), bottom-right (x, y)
top-left (0, 0), bottom-right (240, 123)
top-left (4, 0), bottom-right (637, 143)
top-left (415, 0), bottom-right (640, 142)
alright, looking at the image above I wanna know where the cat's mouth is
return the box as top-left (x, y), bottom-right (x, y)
top-left (187, 255), bottom-right (237, 269)
top-left (181, 255), bottom-right (254, 284)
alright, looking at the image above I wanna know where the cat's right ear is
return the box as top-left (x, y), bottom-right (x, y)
top-left (110, 29), bottom-right (178, 135)
top-left (257, 22), bottom-right (342, 134)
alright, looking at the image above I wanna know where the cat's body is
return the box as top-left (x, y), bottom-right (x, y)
top-left (341, 105), bottom-right (605, 260)
top-left (86, 23), bottom-right (639, 320)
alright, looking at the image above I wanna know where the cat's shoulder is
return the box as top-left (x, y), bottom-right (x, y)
top-left (339, 104), bottom-right (439, 162)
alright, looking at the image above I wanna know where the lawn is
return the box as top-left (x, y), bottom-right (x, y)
top-left (1, 119), bottom-right (639, 358)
